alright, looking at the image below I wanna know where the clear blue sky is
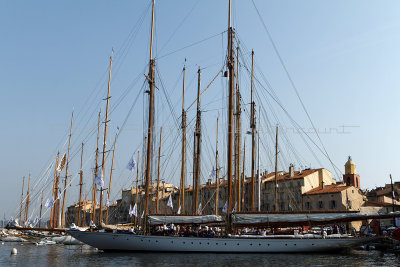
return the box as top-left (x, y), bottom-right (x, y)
top-left (1, 0), bottom-right (400, 221)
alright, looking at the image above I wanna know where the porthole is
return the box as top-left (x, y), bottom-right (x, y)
top-left (183, 242), bottom-right (185, 244)
top-left (216, 243), bottom-right (218, 245)
top-left (191, 242), bottom-right (193, 244)
top-left (224, 243), bottom-right (227, 245)
top-left (237, 243), bottom-right (239, 246)
top-left (285, 244), bottom-right (287, 246)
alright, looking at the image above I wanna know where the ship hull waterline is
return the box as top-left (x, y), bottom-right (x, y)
top-left (67, 230), bottom-right (373, 253)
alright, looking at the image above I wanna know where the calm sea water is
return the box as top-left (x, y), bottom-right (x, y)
top-left (0, 242), bottom-right (399, 267)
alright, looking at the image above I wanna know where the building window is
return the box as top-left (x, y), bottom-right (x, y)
top-left (265, 204), bottom-right (270, 211)
top-left (318, 201), bottom-right (324, 209)
top-left (265, 194), bottom-right (269, 202)
top-left (305, 202), bottom-right (312, 210)
top-left (280, 203), bottom-right (285, 211)
top-left (329, 200), bottom-right (337, 209)
top-left (347, 177), bottom-right (351, 186)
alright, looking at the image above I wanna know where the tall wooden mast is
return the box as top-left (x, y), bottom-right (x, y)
top-left (215, 117), bottom-right (219, 215)
top-left (227, 0), bottom-right (235, 231)
top-left (106, 134), bottom-right (117, 224)
top-left (235, 43), bottom-right (242, 212)
top-left (274, 126), bottom-right (279, 211)
top-left (193, 67), bottom-right (202, 215)
top-left (83, 190), bottom-right (87, 227)
top-left (24, 174), bottom-right (31, 226)
top-left (78, 143), bottom-right (84, 226)
top-left (241, 141), bottom-right (246, 211)
top-left (257, 107), bottom-right (261, 211)
top-left (144, 0), bottom-right (156, 233)
top-left (180, 66), bottom-right (186, 215)
top-left (250, 50), bottom-right (256, 212)
top-left (99, 53), bottom-right (113, 224)
top-left (92, 111), bottom-right (101, 223)
top-left (135, 151), bottom-right (140, 226)
top-left (61, 111), bottom-right (74, 227)
top-left (51, 152), bottom-right (59, 228)
top-left (156, 127), bottom-right (163, 214)
top-left (19, 176), bottom-right (25, 225)
top-left (39, 189), bottom-right (43, 228)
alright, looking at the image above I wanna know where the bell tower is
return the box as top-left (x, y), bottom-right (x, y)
top-left (343, 156), bottom-right (360, 188)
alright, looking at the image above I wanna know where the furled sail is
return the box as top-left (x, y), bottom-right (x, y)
top-left (232, 211), bottom-right (400, 225)
top-left (148, 215), bottom-right (224, 226)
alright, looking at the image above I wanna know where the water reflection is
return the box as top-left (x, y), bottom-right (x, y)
top-left (0, 242), bottom-right (398, 267)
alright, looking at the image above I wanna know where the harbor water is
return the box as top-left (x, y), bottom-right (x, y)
top-left (0, 242), bottom-right (399, 267)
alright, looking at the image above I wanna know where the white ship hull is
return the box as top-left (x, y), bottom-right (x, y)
top-left (68, 230), bottom-right (372, 253)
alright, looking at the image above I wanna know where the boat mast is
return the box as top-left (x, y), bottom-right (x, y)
top-left (241, 141), bottom-right (246, 211)
top-left (235, 43), bottom-right (241, 212)
top-left (61, 111), bottom-right (74, 228)
top-left (78, 143), bottom-right (84, 227)
top-left (19, 176), bottom-right (24, 225)
top-left (227, 0), bottom-right (235, 232)
top-left (250, 50), bottom-right (256, 212)
top-left (274, 126), bottom-right (279, 211)
top-left (135, 151), bottom-right (140, 226)
top-left (215, 117), bottom-right (219, 215)
top-left (99, 53), bottom-right (113, 225)
top-left (390, 174), bottom-right (396, 225)
top-left (180, 66), bottom-right (186, 215)
top-left (106, 134), bottom-right (117, 224)
top-left (51, 152), bottom-right (59, 228)
top-left (257, 107), bottom-right (261, 211)
top-left (24, 174), bottom-right (31, 226)
top-left (39, 189), bottom-right (43, 228)
top-left (193, 67), bottom-right (202, 215)
top-left (83, 190), bottom-right (87, 227)
top-left (144, 0), bottom-right (156, 233)
top-left (156, 127), bottom-right (162, 214)
top-left (92, 111), bottom-right (101, 223)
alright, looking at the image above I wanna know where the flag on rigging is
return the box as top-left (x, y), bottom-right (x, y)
top-left (167, 195), bottom-right (173, 209)
top-left (45, 198), bottom-right (54, 208)
top-left (132, 203), bottom-right (137, 217)
top-left (105, 199), bottom-right (110, 207)
top-left (209, 167), bottom-right (216, 180)
top-left (57, 154), bottom-right (67, 173)
top-left (94, 169), bottom-right (104, 188)
top-left (33, 217), bottom-right (39, 227)
top-left (198, 203), bottom-right (202, 215)
top-left (127, 155), bottom-right (137, 172)
top-left (141, 211), bottom-right (144, 219)
top-left (222, 201), bottom-right (228, 214)
top-left (128, 205), bottom-right (134, 217)
top-left (177, 205), bottom-right (181, 215)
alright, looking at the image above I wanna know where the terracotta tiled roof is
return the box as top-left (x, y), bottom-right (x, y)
top-left (304, 184), bottom-right (350, 195)
top-left (262, 169), bottom-right (323, 182)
